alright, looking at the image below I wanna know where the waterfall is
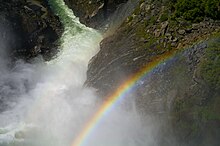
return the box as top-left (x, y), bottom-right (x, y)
top-left (0, 0), bottom-right (101, 145)
top-left (0, 1), bottom-right (158, 146)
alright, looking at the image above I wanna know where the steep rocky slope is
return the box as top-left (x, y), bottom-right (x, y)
top-left (0, 0), bottom-right (63, 60)
top-left (86, 0), bottom-right (220, 96)
top-left (68, 0), bottom-right (220, 145)
top-left (132, 39), bottom-right (220, 145)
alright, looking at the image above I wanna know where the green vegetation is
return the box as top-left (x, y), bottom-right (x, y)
top-left (172, 37), bottom-right (220, 141)
top-left (200, 39), bottom-right (220, 90)
top-left (160, 12), bottom-right (168, 22)
top-left (172, 0), bottom-right (220, 22)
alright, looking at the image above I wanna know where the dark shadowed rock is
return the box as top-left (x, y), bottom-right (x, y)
top-left (64, 0), bottom-right (130, 29)
top-left (0, 0), bottom-right (63, 60)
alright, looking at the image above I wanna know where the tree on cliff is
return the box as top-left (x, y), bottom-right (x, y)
top-left (174, 0), bottom-right (220, 22)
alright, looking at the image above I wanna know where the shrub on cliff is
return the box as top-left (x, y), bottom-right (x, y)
top-left (200, 39), bottom-right (220, 90)
top-left (204, 0), bottom-right (220, 19)
top-left (173, 0), bottom-right (220, 22)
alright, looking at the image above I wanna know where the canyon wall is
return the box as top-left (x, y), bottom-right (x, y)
top-left (0, 0), bottom-right (63, 60)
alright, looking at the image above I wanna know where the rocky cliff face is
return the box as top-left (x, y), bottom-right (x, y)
top-left (64, 0), bottom-right (129, 29)
top-left (66, 0), bottom-right (220, 145)
top-left (86, 0), bottom-right (220, 96)
top-left (0, 0), bottom-right (63, 60)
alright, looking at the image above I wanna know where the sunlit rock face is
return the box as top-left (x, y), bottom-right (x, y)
top-left (0, 0), bottom-right (63, 60)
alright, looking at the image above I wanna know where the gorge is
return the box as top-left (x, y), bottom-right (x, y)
top-left (0, 0), bottom-right (220, 146)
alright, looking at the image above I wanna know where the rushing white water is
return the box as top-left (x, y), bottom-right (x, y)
top-left (0, 1), bottom-right (159, 146)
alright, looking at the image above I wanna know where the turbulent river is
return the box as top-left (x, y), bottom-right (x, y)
top-left (0, 1), bottom-right (156, 146)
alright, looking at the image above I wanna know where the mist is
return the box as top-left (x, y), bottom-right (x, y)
top-left (0, 22), bottom-right (161, 146)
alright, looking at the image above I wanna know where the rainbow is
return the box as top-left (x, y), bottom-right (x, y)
top-left (71, 50), bottom-right (177, 146)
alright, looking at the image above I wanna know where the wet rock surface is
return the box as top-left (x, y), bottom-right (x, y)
top-left (84, 0), bottom-right (220, 145)
top-left (0, 0), bottom-right (63, 60)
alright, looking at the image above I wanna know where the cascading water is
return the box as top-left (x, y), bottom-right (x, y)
top-left (0, 1), bottom-right (158, 146)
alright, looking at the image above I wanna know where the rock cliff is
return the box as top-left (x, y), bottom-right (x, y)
top-left (64, 0), bottom-right (130, 29)
top-left (86, 0), bottom-right (220, 96)
top-left (0, 0), bottom-right (63, 60)
top-left (66, 0), bottom-right (220, 145)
